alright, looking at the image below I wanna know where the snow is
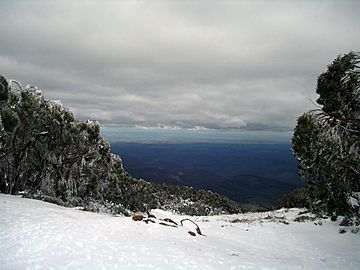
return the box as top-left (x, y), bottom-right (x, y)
top-left (51, 100), bottom-right (62, 106)
top-left (0, 194), bottom-right (359, 270)
top-left (348, 192), bottom-right (360, 209)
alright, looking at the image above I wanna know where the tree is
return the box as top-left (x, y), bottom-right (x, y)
top-left (292, 52), bottom-right (360, 217)
top-left (316, 52), bottom-right (360, 128)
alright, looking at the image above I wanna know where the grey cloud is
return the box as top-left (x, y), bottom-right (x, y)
top-left (1, 0), bottom-right (360, 133)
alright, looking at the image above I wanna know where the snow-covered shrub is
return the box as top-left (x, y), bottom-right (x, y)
top-left (348, 192), bottom-right (360, 214)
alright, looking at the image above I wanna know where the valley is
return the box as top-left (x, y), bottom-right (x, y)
top-left (111, 143), bottom-right (305, 207)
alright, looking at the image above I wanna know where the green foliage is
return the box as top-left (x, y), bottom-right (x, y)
top-left (279, 188), bottom-right (309, 209)
top-left (294, 215), bottom-right (316, 223)
top-left (0, 76), bottom-right (10, 103)
top-left (316, 52), bottom-right (360, 121)
top-left (292, 52), bottom-right (360, 217)
top-left (1, 106), bottom-right (19, 132)
top-left (292, 113), bottom-right (324, 169)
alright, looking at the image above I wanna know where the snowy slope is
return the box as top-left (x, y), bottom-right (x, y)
top-left (0, 194), bottom-right (359, 270)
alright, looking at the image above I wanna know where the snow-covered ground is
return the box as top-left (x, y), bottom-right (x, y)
top-left (0, 194), bottom-right (359, 270)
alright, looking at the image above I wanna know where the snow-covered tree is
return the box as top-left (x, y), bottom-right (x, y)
top-left (292, 52), bottom-right (360, 217)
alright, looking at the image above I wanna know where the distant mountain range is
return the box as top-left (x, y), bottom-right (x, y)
top-left (110, 143), bottom-right (305, 207)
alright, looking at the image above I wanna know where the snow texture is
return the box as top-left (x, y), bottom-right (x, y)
top-left (0, 194), bottom-right (359, 270)
top-left (348, 192), bottom-right (360, 209)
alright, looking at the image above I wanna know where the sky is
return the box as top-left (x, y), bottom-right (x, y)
top-left (1, 0), bottom-right (360, 142)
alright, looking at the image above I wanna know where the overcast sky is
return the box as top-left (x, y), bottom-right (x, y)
top-left (1, 1), bottom-right (360, 136)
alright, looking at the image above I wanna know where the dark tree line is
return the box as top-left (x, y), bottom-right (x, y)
top-left (292, 52), bottom-right (360, 217)
top-left (0, 75), bottom-right (242, 215)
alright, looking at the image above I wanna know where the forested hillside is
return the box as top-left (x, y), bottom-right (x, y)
top-left (0, 75), bottom-right (242, 215)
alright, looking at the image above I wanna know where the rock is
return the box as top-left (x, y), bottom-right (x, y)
top-left (132, 214), bottom-right (144, 221)
top-left (339, 228), bottom-right (347, 234)
top-left (340, 217), bottom-right (352, 227)
top-left (279, 220), bottom-right (289, 225)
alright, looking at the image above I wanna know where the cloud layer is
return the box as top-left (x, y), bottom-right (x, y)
top-left (1, 1), bottom-right (360, 133)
